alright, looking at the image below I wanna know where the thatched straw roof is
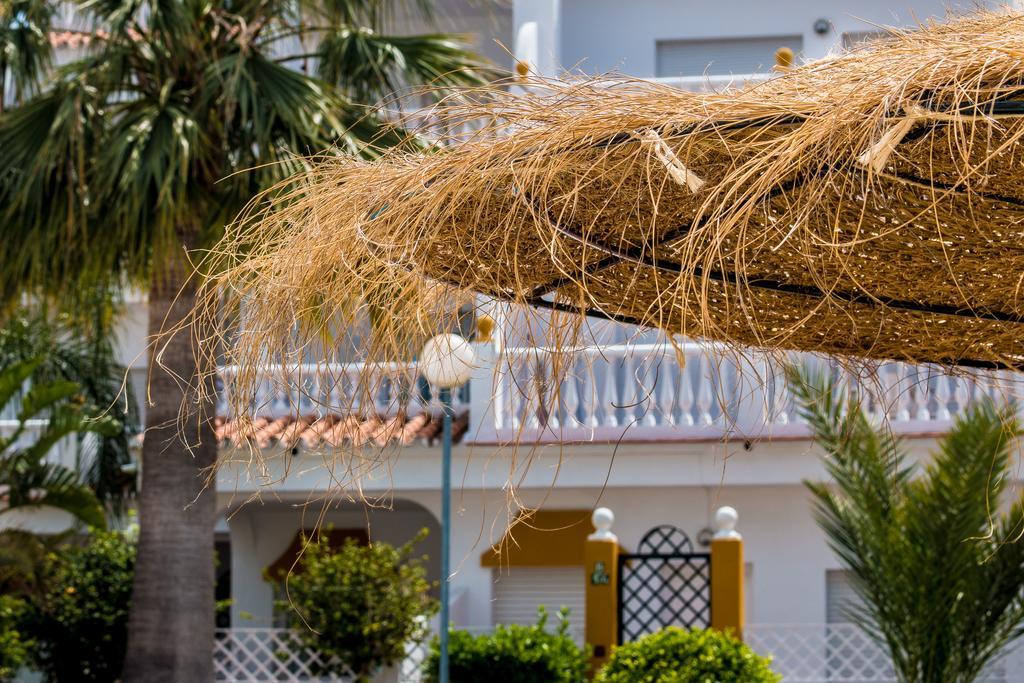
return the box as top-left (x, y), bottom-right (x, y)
top-left (197, 10), bottom-right (1024, 409)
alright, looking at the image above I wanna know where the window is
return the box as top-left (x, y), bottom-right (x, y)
top-left (656, 35), bottom-right (804, 78)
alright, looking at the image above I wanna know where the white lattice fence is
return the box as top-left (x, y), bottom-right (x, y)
top-left (748, 624), bottom-right (893, 682)
top-left (213, 628), bottom-right (353, 682)
top-left (399, 637), bottom-right (430, 683)
top-left (747, 624), bottom-right (1024, 683)
top-left (213, 625), bottom-right (581, 682)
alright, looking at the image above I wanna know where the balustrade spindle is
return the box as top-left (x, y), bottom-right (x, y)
top-left (678, 361), bottom-right (696, 426)
top-left (545, 356), bottom-right (561, 431)
top-left (657, 355), bottom-right (677, 427)
top-left (526, 357), bottom-right (542, 430)
top-left (888, 364), bottom-right (910, 422)
top-left (695, 357), bottom-right (714, 426)
top-left (603, 356), bottom-right (620, 427)
top-left (642, 356), bottom-right (660, 427)
top-left (619, 353), bottom-right (637, 426)
top-left (583, 356), bottom-right (600, 428)
top-left (953, 372), bottom-right (971, 416)
top-left (909, 368), bottom-right (928, 421)
top-left (934, 371), bottom-right (952, 420)
top-left (562, 363), bottom-right (581, 431)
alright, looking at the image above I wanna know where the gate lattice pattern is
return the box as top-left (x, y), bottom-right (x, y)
top-left (617, 525), bottom-right (711, 643)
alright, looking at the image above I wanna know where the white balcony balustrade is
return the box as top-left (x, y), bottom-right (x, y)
top-left (216, 363), bottom-right (470, 421)
top-left (216, 343), bottom-right (1020, 445)
top-left (486, 343), bottom-right (1017, 444)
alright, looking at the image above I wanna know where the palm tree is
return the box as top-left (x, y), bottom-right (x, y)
top-left (0, 0), bottom-right (54, 111)
top-left (788, 365), bottom-right (1024, 683)
top-left (0, 1), bottom-right (491, 678)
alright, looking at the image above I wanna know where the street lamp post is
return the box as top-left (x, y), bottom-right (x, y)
top-left (418, 334), bottom-right (477, 683)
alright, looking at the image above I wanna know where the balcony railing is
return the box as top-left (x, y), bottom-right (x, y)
top-left (216, 343), bottom-right (1018, 446)
top-left (486, 343), bottom-right (1015, 444)
top-left (216, 363), bottom-right (470, 420)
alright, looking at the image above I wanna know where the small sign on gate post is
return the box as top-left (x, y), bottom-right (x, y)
top-left (585, 507), bottom-right (619, 674)
top-left (710, 506), bottom-right (745, 639)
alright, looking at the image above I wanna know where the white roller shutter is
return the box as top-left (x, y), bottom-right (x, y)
top-left (492, 567), bottom-right (585, 631)
top-left (826, 569), bottom-right (864, 623)
top-left (656, 35), bottom-right (804, 77)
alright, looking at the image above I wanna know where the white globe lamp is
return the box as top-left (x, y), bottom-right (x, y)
top-left (419, 333), bottom-right (477, 388)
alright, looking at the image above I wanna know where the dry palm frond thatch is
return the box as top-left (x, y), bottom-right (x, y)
top-left (195, 10), bottom-right (1024, 426)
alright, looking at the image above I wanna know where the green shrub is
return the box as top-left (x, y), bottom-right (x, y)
top-left (0, 596), bottom-right (31, 682)
top-left (26, 530), bottom-right (136, 682)
top-left (276, 530), bottom-right (437, 681)
top-left (595, 627), bottom-right (780, 683)
top-left (425, 607), bottom-right (587, 683)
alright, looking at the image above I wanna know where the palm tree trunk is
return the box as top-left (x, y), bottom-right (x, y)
top-left (121, 239), bottom-right (216, 682)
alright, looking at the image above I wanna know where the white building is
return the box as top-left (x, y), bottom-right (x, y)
top-left (12, 1), bottom-right (1024, 681)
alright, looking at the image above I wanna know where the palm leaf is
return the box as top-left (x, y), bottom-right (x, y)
top-left (0, 357), bottom-right (40, 416)
top-left (791, 363), bottom-right (1024, 682)
top-left (17, 379), bottom-right (80, 423)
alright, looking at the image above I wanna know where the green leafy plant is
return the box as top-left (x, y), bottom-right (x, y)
top-left (0, 595), bottom-right (31, 682)
top-left (24, 529), bottom-right (136, 682)
top-left (425, 607), bottom-right (588, 683)
top-left (595, 627), bottom-right (779, 683)
top-left (276, 529), bottom-right (437, 681)
top-left (789, 364), bottom-right (1024, 683)
top-left (0, 358), bottom-right (120, 531)
top-left (0, 309), bottom-right (139, 517)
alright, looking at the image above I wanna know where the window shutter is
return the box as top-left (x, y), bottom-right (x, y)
top-left (492, 567), bottom-right (585, 632)
top-left (826, 569), bottom-right (863, 623)
top-left (656, 35), bottom-right (804, 77)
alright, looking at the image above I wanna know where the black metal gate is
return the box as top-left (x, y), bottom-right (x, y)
top-left (617, 525), bottom-right (711, 644)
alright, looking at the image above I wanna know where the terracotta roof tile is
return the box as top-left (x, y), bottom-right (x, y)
top-left (214, 412), bottom-right (469, 450)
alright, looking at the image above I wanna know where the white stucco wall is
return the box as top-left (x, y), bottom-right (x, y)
top-left (549, 0), bottom-right (993, 76)
top-left (217, 433), bottom-right (985, 629)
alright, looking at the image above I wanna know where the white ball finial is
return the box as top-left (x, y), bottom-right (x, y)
top-left (418, 334), bottom-right (477, 388)
top-left (714, 506), bottom-right (740, 539)
top-left (589, 507), bottom-right (617, 541)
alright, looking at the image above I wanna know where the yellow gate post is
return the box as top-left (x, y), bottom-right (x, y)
top-left (585, 507), bottom-right (618, 674)
top-left (710, 506), bottom-right (745, 639)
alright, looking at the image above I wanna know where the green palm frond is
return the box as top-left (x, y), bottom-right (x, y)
top-left (0, 310), bottom-right (139, 517)
top-left (3, 0), bottom-right (462, 298)
top-left (0, 0), bottom-right (54, 108)
top-left (0, 457), bottom-right (106, 529)
top-left (0, 357), bottom-right (40, 416)
top-left (315, 28), bottom-right (494, 101)
top-left (790, 363), bottom-right (1024, 683)
top-left (17, 379), bottom-right (79, 423)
